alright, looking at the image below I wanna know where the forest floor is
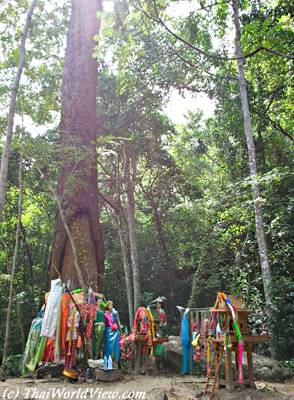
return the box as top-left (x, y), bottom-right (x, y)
top-left (0, 375), bottom-right (294, 400)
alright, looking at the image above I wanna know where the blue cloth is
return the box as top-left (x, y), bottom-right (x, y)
top-left (104, 311), bottom-right (120, 363)
top-left (181, 309), bottom-right (191, 374)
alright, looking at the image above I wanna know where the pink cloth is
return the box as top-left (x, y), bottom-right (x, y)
top-left (105, 310), bottom-right (117, 329)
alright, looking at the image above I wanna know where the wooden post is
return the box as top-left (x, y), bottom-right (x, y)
top-left (134, 340), bottom-right (142, 374)
top-left (247, 343), bottom-right (255, 388)
top-left (214, 344), bottom-right (219, 389)
top-left (189, 311), bottom-right (193, 374)
top-left (225, 344), bottom-right (234, 391)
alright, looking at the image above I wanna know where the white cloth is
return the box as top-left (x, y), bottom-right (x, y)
top-left (41, 278), bottom-right (63, 337)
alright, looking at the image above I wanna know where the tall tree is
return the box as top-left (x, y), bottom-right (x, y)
top-left (2, 153), bottom-right (23, 364)
top-left (124, 144), bottom-right (141, 311)
top-left (0, 0), bottom-right (37, 217)
top-left (116, 153), bottom-right (134, 326)
top-left (50, 0), bottom-right (104, 290)
top-left (232, 0), bottom-right (274, 354)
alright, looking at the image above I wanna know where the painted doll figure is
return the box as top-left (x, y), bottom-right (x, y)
top-left (155, 300), bottom-right (168, 339)
top-left (93, 299), bottom-right (105, 359)
top-left (104, 301), bottom-right (121, 365)
top-left (156, 301), bottom-right (167, 325)
top-left (63, 301), bottom-right (80, 377)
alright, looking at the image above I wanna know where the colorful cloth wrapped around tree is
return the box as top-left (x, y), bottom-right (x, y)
top-left (40, 278), bottom-right (63, 338)
top-left (20, 307), bottom-right (46, 376)
top-left (78, 303), bottom-right (96, 339)
top-left (42, 338), bottom-right (55, 363)
top-left (60, 293), bottom-right (71, 353)
top-left (181, 308), bottom-right (191, 374)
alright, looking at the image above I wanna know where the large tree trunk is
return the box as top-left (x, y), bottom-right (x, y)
top-left (232, 0), bottom-right (274, 356)
top-left (50, 0), bottom-right (104, 291)
top-left (124, 144), bottom-right (141, 312)
top-left (2, 154), bottom-right (23, 364)
top-left (0, 0), bottom-right (37, 218)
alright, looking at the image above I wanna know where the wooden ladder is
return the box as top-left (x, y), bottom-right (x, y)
top-left (204, 344), bottom-right (224, 399)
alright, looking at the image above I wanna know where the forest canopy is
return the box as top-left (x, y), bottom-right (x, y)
top-left (0, 0), bottom-right (293, 365)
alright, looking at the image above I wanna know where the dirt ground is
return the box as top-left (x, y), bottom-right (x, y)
top-left (0, 375), bottom-right (294, 400)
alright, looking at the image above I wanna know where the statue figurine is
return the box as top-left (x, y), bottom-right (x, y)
top-left (156, 301), bottom-right (167, 325)
top-left (63, 301), bottom-right (80, 379)
top-left (104, 301), bottom-right (121, 367)
top-left (93, 299), bottom-right (105, 359)
top-left (156, 299), bottom-right (167, 338)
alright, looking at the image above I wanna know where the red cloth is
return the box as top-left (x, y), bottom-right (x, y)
top-left (43, 338), bottom-right (55, 362)
top-left (65, 339), bottom-right (77, 370)
top-left (78, 304), bottom-right (96, 338)
top-left (158, 308), bottom-right (167, 323)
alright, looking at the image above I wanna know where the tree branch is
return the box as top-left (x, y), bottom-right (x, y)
top-left (133, 0), bottom-right (294, 61)
top-left (268, 116), bottom-right (294, 141)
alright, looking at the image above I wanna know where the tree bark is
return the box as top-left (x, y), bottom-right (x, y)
top-left (20, 221), bottom-right (34, 281)
top-left (149, 197), bottom-right (174, 299)
top-left (0, 239), bottom-right (9, 274)
top-left (0, 0), bottom-right (37, 218)
top-left (16, 302), bottom-right (25, 352)
top-left (115, 153), bottom-right (134, 326)
top-left (232, 0), bottom-right (274, 356)
top-left (49, 0), bottom-right (104, 291)
top-left (124, 144), bottom-right (141, 312)
top-left (2, 154), bottom-right (23, 364)
top-left (117, 209), bottom-right (134, 327)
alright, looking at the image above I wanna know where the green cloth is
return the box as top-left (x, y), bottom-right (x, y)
top-left (92, 323), bottom-right (105, 359)
top-left (95, 309), bottom-right (105, 323)
top-left (34, 336), bottom-right (46, 366)
top-left (92, 309), bottom-right (105, 359)
top-left (21, 314), bottom-right (45, 375)
top-left (155, 343), bottom-right (163, 357)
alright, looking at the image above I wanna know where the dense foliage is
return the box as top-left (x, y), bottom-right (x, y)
top-left (0, 0), bottom-right (293, 362)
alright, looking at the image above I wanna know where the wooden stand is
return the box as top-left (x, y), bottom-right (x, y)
top-left (206, 335), bottom-right (268, 392)
top-left (202, 295), bottom-right (269, 399)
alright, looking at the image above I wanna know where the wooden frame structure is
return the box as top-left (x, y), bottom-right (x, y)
top-left (132, 307), bottom-right (168, 374)
top-left (202, 294), bottom-right (269, 398)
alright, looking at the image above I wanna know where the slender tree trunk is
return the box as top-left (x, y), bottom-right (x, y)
top-left (115, 153), bottom-right (134, 327)
top-left (49, 0), bottom-right (104, 291)
top-left (188, 259), bottom-right (203, 308)
top-left (16, 302), bottom-right (25, 352)
top-left (2, 155), bottom-right (23, 364)
top-left (232, 0), bottom-right (274, 356)
top-left (150, 197), bottom-right (174, 298)
top-left (0, 240), bottom-right (9, 274)
top-left (0, 0), bottom-right (37, 217)
top-left (117, 210), bottom-right (134, 327)
top-left (20, 221), bottom-right (34, 280)
top-left (124, 144), bottom-right (141, 312)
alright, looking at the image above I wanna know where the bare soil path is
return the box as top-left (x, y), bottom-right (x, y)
top-left (0, 375), bottom-right (293, 400)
